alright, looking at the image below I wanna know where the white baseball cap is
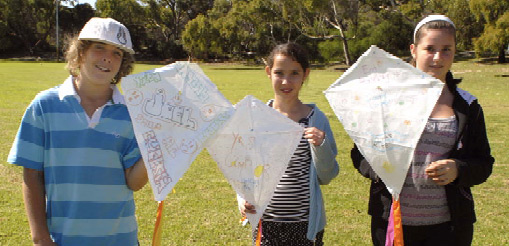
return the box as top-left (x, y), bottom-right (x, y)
top-left (78, 17), bottom-right (135, 54)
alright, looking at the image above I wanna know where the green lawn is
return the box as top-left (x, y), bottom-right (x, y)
top-left (0, 61), bottom-right (507, 245)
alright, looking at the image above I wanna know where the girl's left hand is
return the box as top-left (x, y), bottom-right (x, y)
top-left (304, 127), bottom-right (325, 146)
top-left (425, 159), bottom-right (458, 186)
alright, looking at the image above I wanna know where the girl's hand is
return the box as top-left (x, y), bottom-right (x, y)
top-left (240, 200), bottom-right (256, 217)
top-left (425, 159), bottom-right (458, 186)
top-left (304, 127), bottom-right (325, 146)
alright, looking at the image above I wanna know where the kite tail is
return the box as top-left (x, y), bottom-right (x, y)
top-left (385, 198), bottom-right (404, 246)
top-left (152, 201), bottom-right (165, 246)
top-left (256, 219), bottom-right (262, 246)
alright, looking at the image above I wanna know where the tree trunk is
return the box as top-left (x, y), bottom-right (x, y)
top-left (337, 22), bottom-right (352, 66)
top-left (498, 46), bottom-right (507, 64)
top-left (341, 36), bottom-right (352, 66)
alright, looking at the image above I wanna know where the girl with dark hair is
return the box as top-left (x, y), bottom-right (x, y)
top-left (238, 42), bottom-right (339, 245)
top-left (351, 15), bottom-right (494, 246)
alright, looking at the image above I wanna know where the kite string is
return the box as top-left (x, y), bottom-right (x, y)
top-left (152, 201), bottom-right (165, 246)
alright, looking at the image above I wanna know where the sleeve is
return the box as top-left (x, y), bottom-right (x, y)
top-left (310, 109), bottom-right (339, 185)
top-left (236, 193), bottom-right (245, 213)
top-left (122, 128), bottom-right (142, 169)
top-left (7, 99), bottom-right (46, 171)
top-left (453, 102), bottom-right (494, 187)
top-left (351, 144), bottom-right (379, 181)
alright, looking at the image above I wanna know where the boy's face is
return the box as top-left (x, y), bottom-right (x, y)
top-left (79, 42), bottom-right (123, 86)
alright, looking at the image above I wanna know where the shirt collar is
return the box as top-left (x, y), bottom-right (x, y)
top-left (58, 76), bottom-right (126, 105)
top-left (58, 76), bottom-right (77, 100)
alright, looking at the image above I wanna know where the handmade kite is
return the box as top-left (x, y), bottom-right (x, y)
top-left (206, 95), bottom-right (304, 239)
top-left (324, 46), bottom-right (444, 246)
top-left (121, 62), bottom-right (234, 245)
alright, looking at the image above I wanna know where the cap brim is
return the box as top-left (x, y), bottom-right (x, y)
top-left (79, 37), bottom-right (135, 54)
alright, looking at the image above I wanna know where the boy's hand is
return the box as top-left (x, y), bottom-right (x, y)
top-left (33, 237), bottom-right (56, 246)
top-left (125, 158), bottom-right (148, 191)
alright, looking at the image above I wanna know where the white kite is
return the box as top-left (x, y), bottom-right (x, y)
top-left (324, 45), bottom-right (444, 245)
top-left (206, 95), bottom-right (304, 232)
top-left (121, 62), bottom-right (234, 201)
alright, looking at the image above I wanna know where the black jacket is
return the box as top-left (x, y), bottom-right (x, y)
top-left (351, 87), bottom-right (494, 226)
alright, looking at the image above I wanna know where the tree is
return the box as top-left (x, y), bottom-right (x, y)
top-left (212, 0), bottom-right (287, 60)
top-left (366, 11), bottom-right (413, 57)
top-left (181, 14), bottom-right (222, 59)
top-left (181, 0), bottom-right (296, 61)
top-left (367, 0), bottom-right (488, 56)
top-left (140, 0), bottom-right (213, 59)
top-left (151, 0), bottom-right (213, 42)
top-left (271, 0), bottom-right (360, 65)
top-left (0, 0), bottom-right (56, 55)
top-left (411, 0), bottom-right (482, 51)
top-left (470, 0), bottom-right (508, 63)
top-left (59, 3), bottom-right (95, 35)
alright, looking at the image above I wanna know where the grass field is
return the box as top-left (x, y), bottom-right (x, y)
top-left (0, 60), bottom-right (507, 245)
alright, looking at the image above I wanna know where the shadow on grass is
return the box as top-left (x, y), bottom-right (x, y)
top-left (472, 55), bottom-right (508, 65)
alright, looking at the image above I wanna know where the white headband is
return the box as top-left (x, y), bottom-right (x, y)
top-left (414, 15), bottom-right (455, 43)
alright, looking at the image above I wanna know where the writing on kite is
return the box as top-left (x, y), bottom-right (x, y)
top-left (134, 72), bottom-right (162, 88)
top-left (228, 178), bottom-right (260, 192)
top-left (179, 69), bottom-right (210, 102)
top-left (196, 110), bottom-right (231, 144)
top-left (143, 130), bottom-right (172, 193)
top-left (162, 136), bottom-right (198, 158)
top-left (135, 114), bottom-right (162, 130)
top-left (366, 131), bottom-right (410, 152)
top-left (143, 89), bottom-right (197, 131)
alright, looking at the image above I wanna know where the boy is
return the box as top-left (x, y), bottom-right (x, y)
top-left (7, 17), bottom-right (147, 246)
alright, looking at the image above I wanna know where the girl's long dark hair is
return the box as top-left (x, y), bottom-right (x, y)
top-left (445, 71), bottom-right (462, 91)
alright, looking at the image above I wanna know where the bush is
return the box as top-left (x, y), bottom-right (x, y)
top-left (318, 40), bottom-right (344, 64)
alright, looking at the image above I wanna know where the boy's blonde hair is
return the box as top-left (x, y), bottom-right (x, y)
top-left (65, 35), bottom-right (135, 84)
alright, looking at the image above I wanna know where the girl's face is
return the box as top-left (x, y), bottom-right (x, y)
top-left (79, 42), bottom-right (123, 86)
top-left (410, 29), bottom-right (455, 82)
top-left (266, 54), bottom-right (310, 99)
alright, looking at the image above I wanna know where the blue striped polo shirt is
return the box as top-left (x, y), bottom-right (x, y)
top-left (8, 76), bottom-right (142, 246)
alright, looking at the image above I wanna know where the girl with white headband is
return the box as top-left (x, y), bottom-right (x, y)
top-left (351, 15), bottom-right (494, 246)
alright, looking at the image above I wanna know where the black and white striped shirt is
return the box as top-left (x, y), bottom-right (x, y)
top-left (263, 101), bottom-right (314, 222)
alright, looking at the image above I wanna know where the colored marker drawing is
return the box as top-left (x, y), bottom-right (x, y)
top-left (142, 88), bottom-right (197, 131)
top-left (324, 46), bottom-right (444, 197)
top-left (207, 95), bottom-right (304, 232)
top-left (121, 62), bottom-right (234, 201)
